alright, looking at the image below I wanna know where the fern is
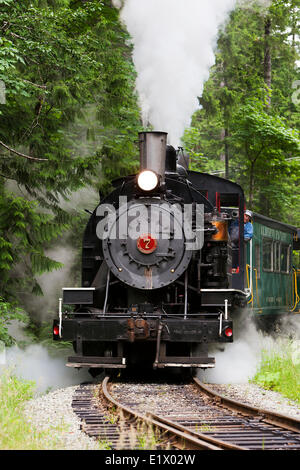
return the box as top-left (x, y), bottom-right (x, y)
top-left (30, 253), bottom-right (63, 275)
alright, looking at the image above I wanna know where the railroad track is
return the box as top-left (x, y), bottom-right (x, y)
top-left (72, 376), bottom-right (300, 450)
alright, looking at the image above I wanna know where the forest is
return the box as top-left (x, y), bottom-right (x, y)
top-left (0, 0), bottom-right (299, 344)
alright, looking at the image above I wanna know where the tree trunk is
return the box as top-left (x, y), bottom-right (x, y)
top-left (264, 17), bottom-right (272, 109)
top-left (220, 55), bottom-right (230, 180)
top-left (224, 127), bottom-right (229, 179)
top-left (259, 16), bottom-right (272, 215)
top-left (249, 160), bottom-right (255, 208)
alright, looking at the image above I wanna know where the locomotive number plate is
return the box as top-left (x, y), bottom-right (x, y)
top-left (137, 234), bottom-right (157, 254)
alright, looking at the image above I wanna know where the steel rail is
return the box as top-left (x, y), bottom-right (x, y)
top-left (148, 413), bottom-right (245, 451)
top-left (74, 377), bottom-right (300, 450)
top-left (193, 377), bottom-right (300, 434)
top-left (101, 376), bottom-right (245, 450)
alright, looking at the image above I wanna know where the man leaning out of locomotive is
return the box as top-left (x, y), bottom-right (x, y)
top-left (244, 210), bottom-right (253, 241)
top-left (229, 210), bottom-right (253, 245)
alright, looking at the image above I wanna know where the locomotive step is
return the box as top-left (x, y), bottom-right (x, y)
top-left (155, 356), bottom-right (215, 368)
top-left (66, 356), bottom-right (126, 368)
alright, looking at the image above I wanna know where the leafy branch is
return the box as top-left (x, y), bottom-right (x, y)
top-left (0, 140), bottom-right (47, 161)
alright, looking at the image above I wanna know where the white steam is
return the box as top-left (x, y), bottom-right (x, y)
top-left (2, 344), bottom-right (92, 394)
top-left (22, 245), bottom-right (77, 322)
top-left (114, 0), bottom-right (272, 146)
top-left (58, 186), bottom-right (98, 213)
top-left (201, 322), bottom-right (271, 384)
top-left (117, 0), bottom-right (237, 146)
top-left (199, 314), bottom-right (300, 384)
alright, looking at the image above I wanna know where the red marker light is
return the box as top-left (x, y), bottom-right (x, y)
top-left (225, 327), bottom-right (233, 337)
top-left (53, 325), bottom-right (59, 336)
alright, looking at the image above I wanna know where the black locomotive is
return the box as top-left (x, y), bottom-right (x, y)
top-left (53, 131), bottom-right (248, 371)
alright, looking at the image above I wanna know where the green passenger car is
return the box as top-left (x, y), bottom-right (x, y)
top-left (245, 214), bottom-right (300, 322)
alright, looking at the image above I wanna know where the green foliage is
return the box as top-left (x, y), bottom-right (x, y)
top-left (0, 193), bottom-right (65, 299)
top-left (98, 130), bottom-right (140, 195)
top-left (252, 340), bottom-right (300, 404)
top-left (0, 297), bottom-right (28, 346)
top-left (230, 100), bottom-right (300, 218)
top-left (0, 0), bottom-right (141, 306)
top-left (0, 371), bottom-right (63, 449)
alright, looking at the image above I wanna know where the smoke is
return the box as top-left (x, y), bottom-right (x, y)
top-left (113, 0), bottom-right (272, 146)
top-left (2, 344), bottom-right (92, 394)
top-left (58, 186), bottom-right (98, 213)
top-left (201, 320), bottom-right (272, 384)
top-left (199, 312), bottom-right (300, 384)
top-left (21, 245), bottom-right (77, 323)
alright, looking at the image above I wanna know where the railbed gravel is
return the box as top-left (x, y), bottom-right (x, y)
top-left (23, 381), bottom-right (300, 450)
top-left (111, 381), bottom-right (300, 420)
top-left (208, 383), bottom-right (300, 420)
top-left (24, 385), bottom-right (99, 450)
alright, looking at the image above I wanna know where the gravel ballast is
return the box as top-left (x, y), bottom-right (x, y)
top-left (208, 383), bottom-right (300, 420)
top-left (24, 385), bottom-right (99, 450)
top-left (23, 381), bottom-right (300, 450)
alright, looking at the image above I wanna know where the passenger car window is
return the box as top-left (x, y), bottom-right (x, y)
top-left (273, 241), bottom-right (281, 273)
top-left (263, 238), bottom-right (273, 272)
top-left (280, 244), bottom-right (290, 274)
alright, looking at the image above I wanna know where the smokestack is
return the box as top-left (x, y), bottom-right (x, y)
top-left (139, 131), bottom-right (167, 180)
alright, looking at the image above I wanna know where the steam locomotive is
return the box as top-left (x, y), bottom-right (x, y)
top-left (53, 131), bottom-right (250, 371)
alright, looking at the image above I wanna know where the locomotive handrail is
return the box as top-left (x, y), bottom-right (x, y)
top-left (246, 264), bottom-right (253, 305)
top-left (254, 268), bottom-right (260, 308)
top-left (103, 268), bottom-right (110, 315)
top-left (58, 297), bottom-right (62, 338)
top-left (291, 268), bottom-right (300, 313)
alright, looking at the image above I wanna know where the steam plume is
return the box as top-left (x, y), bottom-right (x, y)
top-left (114, 0), bottom-right (272, 146)
top-left (118, 0), bottom-right (237, 146)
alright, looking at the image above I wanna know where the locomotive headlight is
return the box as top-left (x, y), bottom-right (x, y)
top-left (137, 170), bottom-right (159, 192)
